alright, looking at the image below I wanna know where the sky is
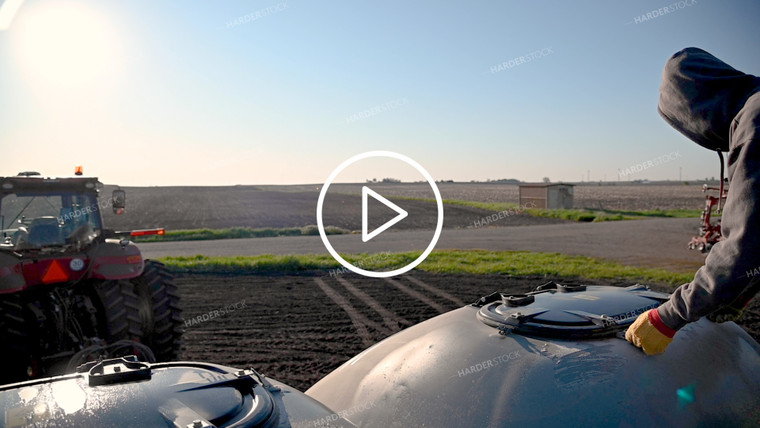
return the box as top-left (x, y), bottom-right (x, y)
top-left (0, 0), bottom-right (759, 186)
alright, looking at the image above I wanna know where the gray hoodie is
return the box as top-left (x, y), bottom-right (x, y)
top-left (656, 47), bottom-right (760, 330)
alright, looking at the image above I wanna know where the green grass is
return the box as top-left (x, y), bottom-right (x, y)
top-left (523, 207), bottom-right (703, 222)
top-left (159, 253), bottom-right (340, 273)
top-left (398, 197), bottom-right (704, 222)
top-left (134, 225), bottom-right (350, 242)
top-left (159, 249), bottom-right (692, 285)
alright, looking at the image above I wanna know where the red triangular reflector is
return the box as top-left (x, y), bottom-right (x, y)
top-left (42, 260), bottom-right (69, 284)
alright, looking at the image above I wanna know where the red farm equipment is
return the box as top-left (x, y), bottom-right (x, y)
top-left (0, 170), bottom-right (182, 384)
top-left (688, 182), bottom-right (728, 253)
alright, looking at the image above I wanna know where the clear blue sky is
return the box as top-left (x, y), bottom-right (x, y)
top-left (1, 0), bottom-right (758, 185)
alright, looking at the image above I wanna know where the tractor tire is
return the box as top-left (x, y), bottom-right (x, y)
top-left (0, 294), bottom-right (32, 385)
top-left (90, 280), bottom-right (143, 342)
top-left (132, 260), bottom-right (183, 361)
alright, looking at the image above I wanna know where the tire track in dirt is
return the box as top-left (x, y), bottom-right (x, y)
top-left (406, 275), bottom-right (466, 307)
top-left (383, 277), bottom-right (448, 314)
top-left (336, 277), bottom-right (411, 331)
top-left (314, 278), bottom-right (391, 346)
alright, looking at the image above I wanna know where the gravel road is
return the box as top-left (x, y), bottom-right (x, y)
top-left (141, 217), bottom-right (707, 273)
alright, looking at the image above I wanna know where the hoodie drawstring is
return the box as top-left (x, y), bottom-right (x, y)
top-left (718, 150), bottom-right (725, 213)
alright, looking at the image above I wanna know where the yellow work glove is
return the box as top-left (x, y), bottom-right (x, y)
top-left (625, 309), bottom-right (676, 355)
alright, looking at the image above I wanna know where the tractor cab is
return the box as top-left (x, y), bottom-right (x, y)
top-left (0, 172), bottom-right (127, 253)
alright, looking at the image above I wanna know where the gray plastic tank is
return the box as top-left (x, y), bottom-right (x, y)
top-left (0, 357), bottom-right (355, 428)
top-left (307, 283), bottom-right (760, 427)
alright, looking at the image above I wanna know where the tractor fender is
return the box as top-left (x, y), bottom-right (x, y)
top-left (88, 239), bottom-right (145, 280)
top-left (0, 253), bottom-right (25, 293)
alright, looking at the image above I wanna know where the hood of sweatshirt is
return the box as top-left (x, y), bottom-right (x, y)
top-left (658, 47), bottom-right (760, 152)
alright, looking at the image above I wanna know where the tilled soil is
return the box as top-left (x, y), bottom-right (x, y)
top-left (102, 183), bottom-right (708, 231)
top-left (102, 186), bottom-right (568, 231)
top-left (177, 272), bottom-right (760, 392)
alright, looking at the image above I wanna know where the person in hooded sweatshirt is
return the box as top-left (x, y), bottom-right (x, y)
top-left (626, 47), bottom-right (760, 355)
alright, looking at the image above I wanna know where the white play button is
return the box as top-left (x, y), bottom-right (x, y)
top-left (317, 151), bottom-right (444, 278)
top-left (361, 186), bottom-right (408, 242)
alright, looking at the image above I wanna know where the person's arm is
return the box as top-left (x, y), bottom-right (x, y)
top-left (658, 93), bottom-right (760, 330)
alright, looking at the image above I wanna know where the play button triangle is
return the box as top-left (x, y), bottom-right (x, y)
top-left (362, 186), bottom-right (408, 242)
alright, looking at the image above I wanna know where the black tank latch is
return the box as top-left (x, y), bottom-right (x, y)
top-left (534, 281), bottom-right (587, 293)
top-left (77, 355), bottom-right (152, 386)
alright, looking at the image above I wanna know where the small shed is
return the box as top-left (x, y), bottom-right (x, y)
top-left (518, 183), bottom-right (574, 209)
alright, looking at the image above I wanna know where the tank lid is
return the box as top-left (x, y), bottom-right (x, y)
top-left (475, 283), bottom-right (670, 339)
top-left (0, 357), bottom-right (282, 427)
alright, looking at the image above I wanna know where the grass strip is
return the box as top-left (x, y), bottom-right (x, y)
top-left (396, 197), bottom-right (704, 222)
top-left (134, 225), bottom-right (349, 242)
top-left (159, 249), bottom-right (692, 285)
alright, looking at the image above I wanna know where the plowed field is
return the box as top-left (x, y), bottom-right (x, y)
top-left (177, 272), bottom-right (759, 391)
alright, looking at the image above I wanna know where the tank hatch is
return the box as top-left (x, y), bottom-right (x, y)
top-left (475, 283), bottom-right (670, 339)
top-left (0, 357), bottom-right (281, 428)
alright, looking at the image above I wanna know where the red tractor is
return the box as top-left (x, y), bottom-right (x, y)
top-left (0, 171), bottom-right (182, 384)
top-left (688, 182), bottom-right (728, 253)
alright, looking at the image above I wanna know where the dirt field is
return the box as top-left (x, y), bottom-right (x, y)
top-left (310, 182), bottom-right (713, 211)
top-left (102, 185), bottom-right (567, 231)
top-left (177, 272), bottom-right (760, 392)
top-left (102, 183), bottom-right (709, 231)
